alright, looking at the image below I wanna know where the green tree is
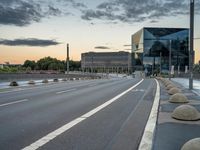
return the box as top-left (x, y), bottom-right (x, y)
top-left (23, 60), bottom-right (36, 70)
top-left (37, 56), bottom-right (65, 71)
top-left (193, 64), bottom-right (200, 73)
top-left (69, 60), bottom-right (81, 71)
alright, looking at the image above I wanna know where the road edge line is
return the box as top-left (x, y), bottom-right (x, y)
top-left (22, 79), bottom-right (144, 150)
top-left (138, 79), bottom-right (160, 150)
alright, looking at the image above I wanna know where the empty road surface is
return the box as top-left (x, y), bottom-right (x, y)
top-left (0, 78), bottom-right (157, 150)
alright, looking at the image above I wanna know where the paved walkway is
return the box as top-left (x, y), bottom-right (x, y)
top-left (153, 78), bottom-right (200, 150)
top-left (172, 78), bottom-right (200, 96)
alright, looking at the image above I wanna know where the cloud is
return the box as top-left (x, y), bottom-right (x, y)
top-left (81, 0), bottom-right (199, 23)
top-left (0, 1), bottom-right (43, 26)
top-left (47, 5), bottom-right (62, 16)
top-left (0, 38), bottom-right (60, 47)
top-left (0, 0), bottom-right (84, 26)
top-left (56, 0), bottom-right (87, 9)
top-left (94, 46), bottom-right (110, 49)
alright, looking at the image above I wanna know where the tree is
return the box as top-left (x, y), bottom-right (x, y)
top-left (23, 60), bottom-right (36, 70)
top-left (36, 57), bottom-right (65, 71)
top-left (69, 60), bottom-right (81, 71)
top-left (193, 64), bottom-right (200, 73)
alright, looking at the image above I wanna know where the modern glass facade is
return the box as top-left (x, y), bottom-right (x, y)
top-left (132, 27), bottom-right (189, 74)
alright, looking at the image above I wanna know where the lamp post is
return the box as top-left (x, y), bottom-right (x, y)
top-left (169, 40), bottom-right (172, 80)
top-left (160, 52), bottom-right (162, 74)
top-left (66, 43), bottom-right (70, 74)
top-left (189, 0), bottom-right (194, 89)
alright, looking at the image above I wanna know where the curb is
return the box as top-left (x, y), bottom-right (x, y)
top-left (138, 79), bottom-right (160, 150)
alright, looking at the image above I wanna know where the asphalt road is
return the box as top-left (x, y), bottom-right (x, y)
top-left (0, 78), bottom-right (157, 150)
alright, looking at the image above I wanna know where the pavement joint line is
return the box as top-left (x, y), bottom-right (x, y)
top-left (138, 79), bottom-right (160, 150)
top-left (0, 99), bottom-right (29, 107)
top-left (21, 79), bottom-right (144, 150)
top-left (56, 89), bottom-right (77, 94)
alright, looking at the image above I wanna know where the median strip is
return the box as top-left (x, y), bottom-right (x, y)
top-left (0, 99), bottom-right (29, 107)
top-left (22, 79), bottom-right (144, 150)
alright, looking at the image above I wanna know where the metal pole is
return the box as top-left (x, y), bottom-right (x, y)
top-left (169, 40), bottom-right (172, 80)
top-left (160, 52), bottom-right (162, 74)
top-left (67, 43), bottom-right (69, 74)
top-left (189, 0), bottom-right (194, 89)
top-left (91, 56), bottom-right (93, 74)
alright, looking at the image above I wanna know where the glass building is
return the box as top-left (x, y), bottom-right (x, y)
top-left (131, 27), bottom-right (189, 74)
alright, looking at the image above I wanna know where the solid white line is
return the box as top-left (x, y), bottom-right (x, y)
top-left (0, 99), bottom-right (29, 107)
top-left (56, 89), bottom-right (76, 94)
top-left (138, 79), bottom-right (160, 150)
top-left (22, 79), bottom-right (144, 150)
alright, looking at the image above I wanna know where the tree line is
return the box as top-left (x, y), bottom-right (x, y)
top-left (0, 57), bottom-right (81, 73)
top-left (23, 56), bottom-right (81, 71)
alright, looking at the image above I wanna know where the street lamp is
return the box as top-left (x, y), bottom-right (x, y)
top-left (66, 43), bottom-right (70, 74)
top-left (169, 40), bottom-right (172, 80)
top-left (189, 0), bottom-right (194, 89)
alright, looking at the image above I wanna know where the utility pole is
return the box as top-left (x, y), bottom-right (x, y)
top-left (189, 0), bottom-right (194, 89)
top-left (169, 40), bottom-right (172, 80)
top-left (160, 52), bottom-right (162, 74)
top-left (67, 43), bottom-right (69, 74)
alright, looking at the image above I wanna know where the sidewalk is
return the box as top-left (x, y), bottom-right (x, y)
top-left (153, 78), bottom-right (200, 150)
top-left (172, 78), bottom-right (200, 96)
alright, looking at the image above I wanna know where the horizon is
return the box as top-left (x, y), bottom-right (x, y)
top-left (0, 0), bottom-right (200, 64)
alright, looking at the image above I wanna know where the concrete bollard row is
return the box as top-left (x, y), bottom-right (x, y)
top-left (158, 77), bottom-right (200, 149)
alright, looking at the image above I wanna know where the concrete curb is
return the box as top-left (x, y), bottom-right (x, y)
top-left (138, 79), bottom-right (160, 150)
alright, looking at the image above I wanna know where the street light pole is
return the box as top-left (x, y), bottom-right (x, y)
top-left (160, 52), bottom-right (162, 74)
top-left (169, 40), bottom-right (172, 80)
top-left (189, 0), bottom-right (194, 89)
top-left (67, 43), bottom-right (69, 74)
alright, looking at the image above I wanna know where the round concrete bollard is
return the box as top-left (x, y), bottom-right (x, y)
top-left (28, 80), bottom-right (35, 85)
top-left (172, 105), bottom-right (200, 121)
top-left (181, 138), bottom-right (200, 150)
top-left (168, 87), bottom-right (181, 95)
top-left (166, 84), bottom-right (175, 90)
top-left (42, 79), bottom-right (48, 83)
top-left (53, 78), bottom-right (59, 82)
top-left (169, 93), bottom-right (189, 103)
top-left (165, 81), bottom-right (172, 87)
top-left (9, 81), bottom-right (19, 86)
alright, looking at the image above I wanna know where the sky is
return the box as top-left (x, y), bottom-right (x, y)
top-left (0, 0), bottom-right (200, 64)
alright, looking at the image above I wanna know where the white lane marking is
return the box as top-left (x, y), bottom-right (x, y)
top-left (0, 99), bottom-right (29, 107)
top-left (88, 83), bottom-right (98, 87)
top-left (132, 89), bottom-right (145, 92)
top-left (138, 79), bottom-right (160, 150)
top-left (22, 79), bottom-right (144, 150)
top-left (0, 88), bottom-right (24, 94)
top-left (56, 89), bottom-right (76, 94)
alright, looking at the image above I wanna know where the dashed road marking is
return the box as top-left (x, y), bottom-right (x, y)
top-left (0, 99), bottom-right (29, 107)
top-left (56, 89), bottom-right (77, 94)
top-left (22, 79), bottom-right (144, 150)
